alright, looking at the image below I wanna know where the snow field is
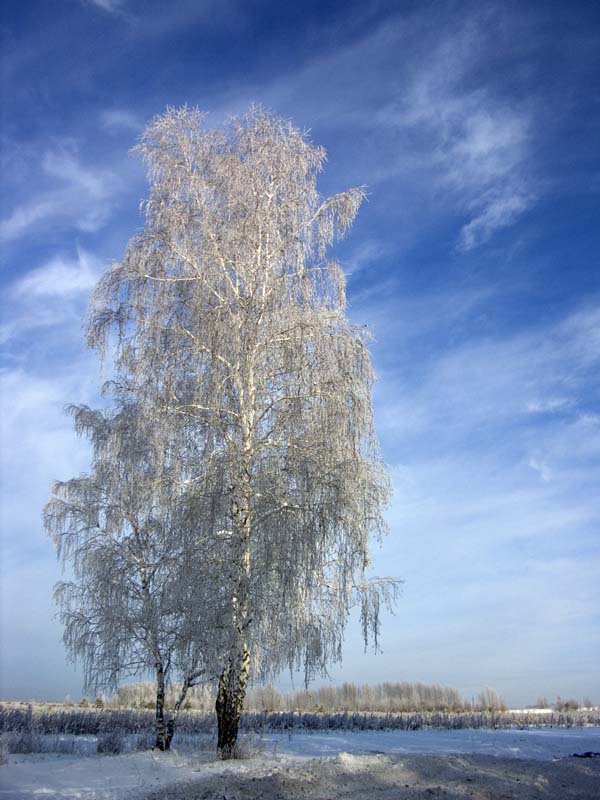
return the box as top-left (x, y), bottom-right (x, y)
top-left (1, 727), bottom-right (599, 799)
top-left (264, 724), bottom-right (600, 760)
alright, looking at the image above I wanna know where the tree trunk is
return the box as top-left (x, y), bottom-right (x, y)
top-left (164, 675), bottom-right (193, 750)
top-left (215, 648), bottom-right (250, 759)
top-left (165, 717), bottom-right (176, 751)
top-left (217, 441), bottom-right (253, 758)
top-left (154, 662), bottom-right (168, 751)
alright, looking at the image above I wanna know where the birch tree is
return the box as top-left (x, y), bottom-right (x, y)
top-left (44, 398), bottom-right (224, 750)
top-left (87, 106), bottom-right (396, 757)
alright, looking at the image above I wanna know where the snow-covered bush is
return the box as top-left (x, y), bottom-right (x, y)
top-left (97, 730), bottom-right (126, 754)
top-left (231, 733), bottom-right (265, 759)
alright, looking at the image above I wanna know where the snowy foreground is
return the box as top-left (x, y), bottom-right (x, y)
top-left (2, 727), bottom-right (600, 800)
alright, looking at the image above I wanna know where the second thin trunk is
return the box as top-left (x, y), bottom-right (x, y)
top-left (154, 662), bottom-right (168, 750)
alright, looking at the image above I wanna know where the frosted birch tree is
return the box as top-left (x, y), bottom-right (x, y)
top-left (44, 398), bottom-right (225, 750)
top-left (87, 106), bottom-right (397, 757)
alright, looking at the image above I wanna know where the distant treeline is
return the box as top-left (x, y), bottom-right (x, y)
top-left (2, 703), bottom-right (600, 745)
top-left (537, 696), bottom-right (596, 712)
top-left (8, 683), bottom-right (594, 718)
top-left (105, 680), bottom-right (507, 713)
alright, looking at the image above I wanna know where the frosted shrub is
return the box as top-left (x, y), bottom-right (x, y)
top-left (1, 731), bottom-right (37, 753)
top-left (231, 733), bottom-right (265, 759)
top-left (97, 730), bottom-right (126, 754)
top-left (133, 732), bottom-right (155, 751)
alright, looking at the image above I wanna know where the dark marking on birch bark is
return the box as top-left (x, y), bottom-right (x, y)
top-left (216, 649), bottom-right (250, 758)
top-left (154, 661), bottom-right (167, 751)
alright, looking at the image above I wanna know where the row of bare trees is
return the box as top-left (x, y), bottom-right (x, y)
top-left (109, 680), bottom-right (505, 713)
top-left (45, 106), bottom-right (397, 756)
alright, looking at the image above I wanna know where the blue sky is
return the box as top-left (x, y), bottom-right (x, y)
top-left (1, 0), bottom-right (599, 707)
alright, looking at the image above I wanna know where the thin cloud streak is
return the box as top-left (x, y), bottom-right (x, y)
top-left (0, 144), bottom-right (123, 242)
top-left (14, 249), bottom-right (101, 298)
top-left (0, 364), bottom-right (97, 569)
top-left (1, 248), bottom-right (103, 347)
top-left (366, 291), bottom-right (600, 438)
top-left (82, 0), bottom-right (126, 14)
top-left (100, 109), bottom-right (143, 134)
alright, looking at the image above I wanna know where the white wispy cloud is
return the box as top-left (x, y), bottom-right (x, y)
top-left (0, 362), bottom-right (98, 702)
top-left (528, 456), bottom-right (554, 482)
top-left (100, 109), bottom-right (142, 134)
top-left (352, 278), bottom-right (498, 355)
top-left (0, 307), bottom-right (80, 347)
top-left (82, 0), bottom-right (125, 14)
top-left (459, 189), bottom-right (532, 251)
top-left (1, 247), bottom-right (103, 345)
top-left (231, 5), bottom-right (537, 252)
top-left (373, 298), bottom-right (600, 444)
top-left (343, 239), bottom-right (395, 277)
top-left (0, 200), bottom-right (57, 241)
top-left (382, 21), bottom-right (534, 250)
top-left (0, 144), bottom-right (122, 242)
top-left (14, 249), bottom-right (101, 298)
top-left (526, 398), bottom-right (571, 414)
top-left (0, 365), bottom-right (97, 571)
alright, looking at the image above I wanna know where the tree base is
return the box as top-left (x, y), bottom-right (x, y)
top-left (215, 659), bottom-right (248, 759)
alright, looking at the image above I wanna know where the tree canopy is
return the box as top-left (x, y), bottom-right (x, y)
top-left (52, 105), bottom-right (396, 757)
top-left (44, 398), bottom-right (222, 748)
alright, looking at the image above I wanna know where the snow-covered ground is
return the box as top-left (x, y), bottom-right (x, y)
top-left (265, 724), bottom-right (600, 760)
top-left (1, 727), bottom-right (599, 799)
top-left (0, 750), bottom-right (204, 799)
